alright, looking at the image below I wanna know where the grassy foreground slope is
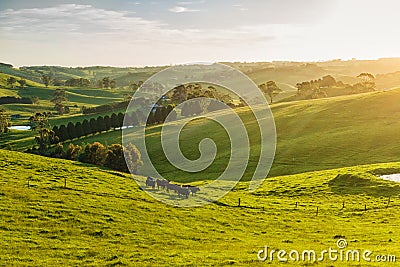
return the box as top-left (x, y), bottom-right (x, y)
top-left (1, 149), bottom-right (400, 266)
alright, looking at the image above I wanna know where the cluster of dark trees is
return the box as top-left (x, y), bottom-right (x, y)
top-left (65, 142), bottom-right (142, 173)
top-left (296, 74), bottom-right (376, 99)
top-left (97, 77), bottom-right (117, 89)
top-left (82, 100), bottom-right (130, 114)
top-left (146, 105), bottom-right (177, 125)
top-left (28, 141), bottom-right (142, 173)
top-left (0, 96), bottom-right (33, 104)
top-left (52, 113), bottom-right (126, 142)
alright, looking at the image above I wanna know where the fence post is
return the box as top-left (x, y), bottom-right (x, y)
top-left (342, 201), bottom-right (345, 209)
top-left (238, 198), bottom-right (241, 207)
top-left (316, 207), bottom-right (319, 216)
top-left (387, 197), bottom-right (390, 208)
top-left (364, 204), bottom-right (367, 211)
top-left (64, 177), bottom-right (67, 188)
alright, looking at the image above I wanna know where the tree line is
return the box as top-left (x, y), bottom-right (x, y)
top-left (296, 74), bottom-right (376, 99)
top-left (0, 96), bottom-right (33, 104)
top-left (52, 112), bottom-right (126, 142)
top-left (82, 100), bottom-right (130, 115)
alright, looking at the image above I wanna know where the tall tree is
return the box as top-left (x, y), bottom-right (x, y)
top-left (41, 75), bottom-right (51, 88)
top-left (259, 81), bottom-right (282, 103)
top-left (82, 119), bottom-right (91, 136)
top-left (67, 122), bottom-right (77, 140)
top-left (0, 109), bottom-right (10, 135)
top-left (357, 73), bottom-right (376, 92)
top-left (51, 89), bottom-right (69, 115)
top-left (124, 143), bottom-right (143, 174)
top-left (90, 118), bottom-right (98, 135)
top-left (6, 76), bottom-right (17, 88)
top-left (29, 112), bottom-right (58, 150)
top-left (75, 121), bottom-right (84, 138)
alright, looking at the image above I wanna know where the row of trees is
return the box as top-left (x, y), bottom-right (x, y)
top-left (296, 74), bottom-right (376, 99)
top-left (82, 100), bottom-right (130, 114)
top-left (146, 105), bottom-right (177, 125)
top-left (0, 96), bottom-right (33, 104)
top-left (41, 75), bottom-right (117, 89)
top-left (53, 113), bottom-right (126, 142)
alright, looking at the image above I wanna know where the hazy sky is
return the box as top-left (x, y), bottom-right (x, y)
top-left (0, 0), bottom-right (399, 67)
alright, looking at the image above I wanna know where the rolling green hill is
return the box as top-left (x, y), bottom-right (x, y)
top-left (1, 149), bottom-right (400, 266)
top-left (48, 88), bottom-right (400, 183)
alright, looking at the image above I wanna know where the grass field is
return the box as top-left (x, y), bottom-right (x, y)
top-left (43, 88), bottom-right (400, 183)
top-left (2, 63), bottom-right (400, 266)
top-left (1, 149), bottom-right (400, 266)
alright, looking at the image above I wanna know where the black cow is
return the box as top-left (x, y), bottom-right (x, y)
top-left (146, 177), bottom-right (156, 188)
top-left (177, 186), bottom-right (190, 198)
top-left (156, 178), bottom-right (169, 190)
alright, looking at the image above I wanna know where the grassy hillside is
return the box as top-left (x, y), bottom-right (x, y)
top-left (51, 88), bottom-right (400, 183)
top-left (1, 149), bottom-right (400, 266)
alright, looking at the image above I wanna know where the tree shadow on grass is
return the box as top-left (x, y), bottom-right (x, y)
top-left (328, 173), bottom-right (400, 197)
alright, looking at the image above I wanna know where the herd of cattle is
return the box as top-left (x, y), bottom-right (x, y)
top-left (145, 177), bottom-right (200, 198)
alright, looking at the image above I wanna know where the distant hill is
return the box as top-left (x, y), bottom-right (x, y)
top-left (1, 58), bottom-right (400, 90)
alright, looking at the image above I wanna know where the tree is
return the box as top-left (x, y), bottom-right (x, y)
top-left (58, 124), bottom-right (69, 141)
top-left (18, 79), bottom-right (26, 88)
top-left (0, 109), bottom-right (10, 135)
top-left (97, 116), bottom-right (105, 133)
top-left (320, 75), bottom-right (336, 87)
top-left (90, 118), bottom-right (98, 135)
top-left (82, 119), bottom-right (91, 136)
top-left (356, 73), bottom-right (376, 92)
top-left (6, 76), bottom-right (17, 88)
top-left (102, 77), bottom-right (111, 88)
top-left (75, 121), bottom-right (84, 138)
top-left (154, 108), bottom-right (163, 124)
top-left (65, 144), bottom-right (82, 160)
top-left (110, 80), bottom-right (117, 89)
top-left (104, 115), bottom-right (111, 131)
top-left (51, 89), bottom-right (69, 115)
top-left (171, 85), bottom-right (187, 104)
top-left (124, 143), bottom-right (143, 174)
top-left (258, 81), bottom-right (282, 103)
top-left (41, 75), bottom-right (51, 87)
top-left (67, 122), bottom-right (77, 140)
top-left (29, 112), bottom-right (58, 150)
top-left (117, 113), bottom-right (124, 128)
top-left (79, 142), bottom-right (107, 166)
top-left (147, 111), bottom-right (155, 125)
top-left (105, 144), bottom-right (128, 172)
top-left (31, 96), bottom-right (39, 105)
top-left (111, 113), bottom-right (118, 129)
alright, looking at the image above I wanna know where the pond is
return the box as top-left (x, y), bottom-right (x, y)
top-left (9, 125), bottom-right (31, 131)
top-left (379, 174), bottom-right (400, 183)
